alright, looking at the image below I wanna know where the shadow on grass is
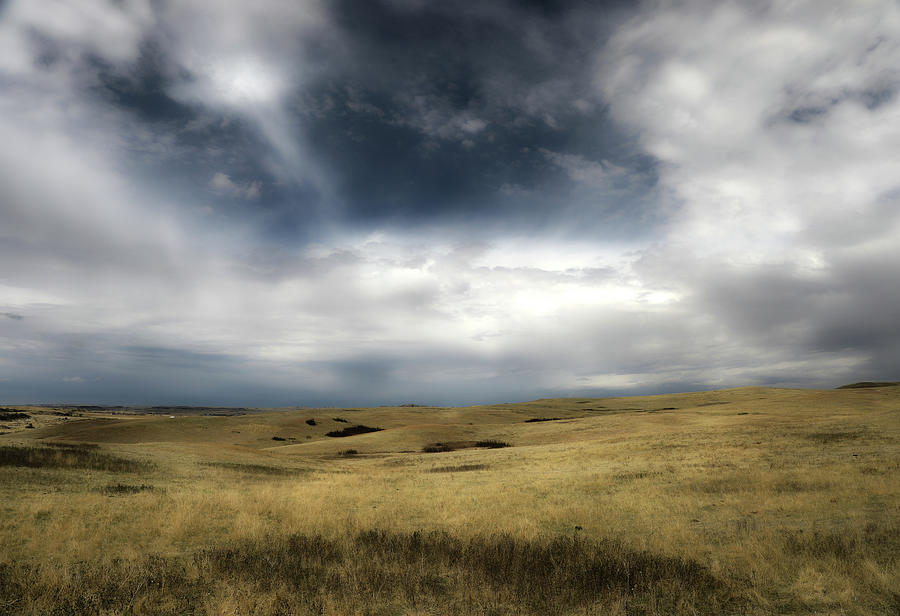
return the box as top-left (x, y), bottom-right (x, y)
top-left (0, 530), bottom-right (741, 615)
top-left (40, 441), bottom-right (100, 450)
top-left (781, 522), bottom-right (900, 565)
top-left (0, 445), bottom-right (152, 473)
top-left (803, 430), bottom-right (866, 444)
top-left (201, 462), bottom-right (302, 476)
top-left (422, 443), bottom-right (455, 453)
top-left (428, 464), bottom-right (487, 473)
top-left (100, 483), bottom-right (154, 496)
top-left (0, 411), bottom-right (30, 421)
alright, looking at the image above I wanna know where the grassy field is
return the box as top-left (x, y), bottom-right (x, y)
top-left (0, 386), bottom-right (897, 615)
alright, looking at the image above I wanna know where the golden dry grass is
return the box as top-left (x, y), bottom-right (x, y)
top-left (0, 386), bottom-right (898, 614)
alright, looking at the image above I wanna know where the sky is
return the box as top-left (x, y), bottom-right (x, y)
top-left (1, 0), bottom-right (899, 406)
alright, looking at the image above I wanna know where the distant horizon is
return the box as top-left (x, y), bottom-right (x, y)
top-left (6, 378), bottom-right (892, 410)
top-left (3, 1), bottom-right (899, 405)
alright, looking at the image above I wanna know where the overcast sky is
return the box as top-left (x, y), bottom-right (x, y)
top-left (2, 0), bottom-right (899, 406)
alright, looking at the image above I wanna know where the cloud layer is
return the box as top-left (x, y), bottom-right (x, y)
top-left (1, 0), bottom-right (898, 405)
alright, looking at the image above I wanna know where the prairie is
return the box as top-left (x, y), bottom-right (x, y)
top-left (0, 386), bottom-right (897, 615)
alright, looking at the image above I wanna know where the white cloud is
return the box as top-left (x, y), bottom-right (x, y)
top-left (540, 149), bottom-right (624, 188)
top-left (594, 0), bottom-right (900, 382)
top-left (157, 1), bottom-right (332, 188)
top-left (2, 0), bottom-right (153, 68)
top-left (600, 0), bottom-right (900, 259)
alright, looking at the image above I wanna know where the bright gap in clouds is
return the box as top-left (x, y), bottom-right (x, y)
top-left (210, 58), bottom-right (284, 105)
top-left (1, 0), bottom-right (899, 405)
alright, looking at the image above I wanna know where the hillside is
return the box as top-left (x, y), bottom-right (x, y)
top-left (0, 386), bottom-right (898, 615)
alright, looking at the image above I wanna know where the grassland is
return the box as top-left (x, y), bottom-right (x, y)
top-left (0, 386), bottom-right (898, 615)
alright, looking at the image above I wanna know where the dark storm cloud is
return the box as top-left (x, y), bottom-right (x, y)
top-left (2, 0), bottom-right (653, 240)
top-left (118, 0), bottom-right (651, 235)
top-left (293, 0), bottom-right (652, 231)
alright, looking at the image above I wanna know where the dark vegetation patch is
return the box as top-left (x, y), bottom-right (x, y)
top-left (429, 464), bottom-right (487, 473)
top-left (202, 462), bottom-right (297, 476)
top-left (150, 406), bottom-right (250, 416)
top-left (332, 417), bottom-right (349, 423)
top-left (100, 483), bottom-right (154, 496)
top-left (41, 441), bottom-right (100, 449)
top-left (271, 436), bottom-right (287, 441)
top-left (422, 443), bottom-right (455, 453)
top-left (325, 425), bottom-right (383, 438)
top-left (474, 440), bottom-right (510, 449)
top-left (781, 522), bottom-right (899, 565)
top-left (804, 430), bottom-right (865, 444)
top-left (0, 411), bottom-right (29, 421)
top-left (613, 471), bottom-right (660, 482)
top-left (690, 476), bottom-right (751, 495)
top-left (0, 530), bottom-right (737, 615)
top-left (0, 444), bottom-right (151, 473)
top-left (860, 465), bottom-right (885, 475)
top-left (771, 479), bottom-right (832, 494)
top-left (525, 417), bottom-right (561, 423)
top-left (305, 419), bottom-right (316, 426)
top-left (837, 381), bottom-right (900, 389)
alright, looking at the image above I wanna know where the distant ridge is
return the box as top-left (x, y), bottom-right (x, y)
top-left (836, 381), bottom-right (900, 389)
